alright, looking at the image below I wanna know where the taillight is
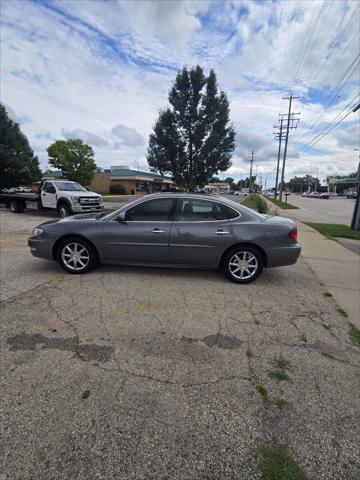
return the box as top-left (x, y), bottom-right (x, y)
top-left (288, 227), bottom-right (297, 241)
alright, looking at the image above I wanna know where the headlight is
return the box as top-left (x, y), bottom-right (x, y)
top-left (32, 227), bottom-right (43, 236)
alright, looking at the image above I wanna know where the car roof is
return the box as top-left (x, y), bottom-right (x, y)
top-left (146, 192), bottom-right (223, 199)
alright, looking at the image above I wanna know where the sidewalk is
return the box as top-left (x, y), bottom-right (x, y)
top-left (267, 200), bottom-right (360, 327)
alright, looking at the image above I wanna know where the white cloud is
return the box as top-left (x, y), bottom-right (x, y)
top-left (111, 124), bottom-right (144, 147)
top-left (61, 128), bottom-right (108, 147)
top-left (1, 0), bottom-right (359, 182)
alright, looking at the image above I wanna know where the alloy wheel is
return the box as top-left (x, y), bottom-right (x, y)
top-left (61, 242), bottom-right (90, 271)
top-left (228, 251), bottom-right (258, 280)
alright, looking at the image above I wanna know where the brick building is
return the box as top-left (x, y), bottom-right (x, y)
top-left (90, 166), bottom-right (173, 194)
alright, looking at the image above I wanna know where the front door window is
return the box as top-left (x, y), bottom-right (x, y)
top-left (125, 198), bottom-right (174, 221)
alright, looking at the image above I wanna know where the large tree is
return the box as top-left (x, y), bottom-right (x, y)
top-left (147, 66), bottom-right (236, 190)
top-left (47, 139), bottom-right (96, 186)
top-left (0, 104), bottom-right (41, 188)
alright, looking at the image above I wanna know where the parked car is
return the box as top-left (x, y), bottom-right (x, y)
top-left (319, 192), bottom-right (329, 199)
top-left (28, 193), bottom-right (301, 284)
top-left (310, 192), bottom-right (320, 198)
top-left (346, 191), bottom-right (357, 199)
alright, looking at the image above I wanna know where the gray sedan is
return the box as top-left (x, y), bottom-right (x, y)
top-left (28, 193), bottom-right (301, 283)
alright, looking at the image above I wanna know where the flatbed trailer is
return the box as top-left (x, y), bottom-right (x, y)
top-left (0, 192), bottom-right (43, 213)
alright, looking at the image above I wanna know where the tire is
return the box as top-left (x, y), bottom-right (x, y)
top-left (56, 236), bottom-right (98, 274)
top-left (57, 202), bottom-right (72, 218)
top-left (10, 199), bottom-right (24, 213)
top-left (223, 246), bottom-right (263, 284)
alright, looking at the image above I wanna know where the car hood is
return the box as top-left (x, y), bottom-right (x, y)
top-left (38, 213), bottom-right (102, 229)
top-left (57, 191), bottom-right (101, 198)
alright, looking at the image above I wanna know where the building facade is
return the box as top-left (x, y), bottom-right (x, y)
top-left (203, 183), bottom-right (230, 194)
top-left (90, 166), bottom-right (173, 194)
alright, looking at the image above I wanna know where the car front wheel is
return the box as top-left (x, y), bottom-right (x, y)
top-left (57, 237), bottom-right (98, 274)
top-left (223, 247), bottom-right (263, 283)
top-left (58, 202), bottom-right (72, 218)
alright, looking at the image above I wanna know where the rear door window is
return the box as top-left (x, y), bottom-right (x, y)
top-left (174, 199), bottom-right (230, 221)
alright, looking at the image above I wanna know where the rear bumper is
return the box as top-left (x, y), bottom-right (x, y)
top-left (28, 236), bottom-right (55, 260)
top-left (266, 243), bottom-right (301, 267)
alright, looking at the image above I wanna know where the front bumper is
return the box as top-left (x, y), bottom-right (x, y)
top-left (266, 243), bottom-right (301, 268)
top-left (72, 204), bottom-right (104, 213)
top-left (28, 235), bottom-right (55, 260)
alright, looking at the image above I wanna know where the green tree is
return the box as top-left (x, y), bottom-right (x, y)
top-left (0, 104), bottom-right (41, 188)
top-left (209, 176), bottom-right (220, 183)
top-left (224, 177), bottom-right (234, 184)
top-left (47, 139), bottom-right (96, 185)
top-left (147, 66), bottom-right (236, 190)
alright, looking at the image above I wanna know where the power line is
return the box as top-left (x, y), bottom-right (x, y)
top-left (307, 5), bottom-right (360, 90)
top-left (288, 94), bottom-right (359, 163)
top-left (288, 0), bottom-right (328, 93)
top-left (292, 54), bottom-right (360, 142)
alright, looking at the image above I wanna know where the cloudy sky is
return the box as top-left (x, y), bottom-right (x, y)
top-left (1, 0), bottom-right (359, 186)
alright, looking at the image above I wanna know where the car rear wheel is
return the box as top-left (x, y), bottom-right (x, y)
top-left (223, 247), bottom-right (263, 283)
top-left (57, 237), bottom-right (98, 274)
top-left (10, 199), bottom-right (24, 213)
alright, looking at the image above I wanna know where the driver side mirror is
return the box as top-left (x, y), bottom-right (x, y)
top-left (116, 211), bottom-right (126, 222)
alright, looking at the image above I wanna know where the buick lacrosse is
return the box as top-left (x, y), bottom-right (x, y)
top-left (28, 193), bottom-right (301, 283)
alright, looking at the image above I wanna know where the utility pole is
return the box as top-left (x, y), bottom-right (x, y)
top-left (273, 118), bottom-right (285, 199)
top-left (350, 101), bottom-right (360, 230)
top-left (279, 95), bottom-right (300, 202)
top-left (249, 150), bottom-right (255, 192)
top-left (351, 161), bottom-right (360, 231)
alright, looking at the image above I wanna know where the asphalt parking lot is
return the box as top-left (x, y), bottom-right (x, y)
top-left (1, 208), bottom-right (359, 480)
top-left (281, 194), bottom-right (355, 225)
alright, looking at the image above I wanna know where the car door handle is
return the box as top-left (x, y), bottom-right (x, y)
top-left (214, 230), bottom-right (230, 235)
top-left (152, 228), bottom-right (166, 234)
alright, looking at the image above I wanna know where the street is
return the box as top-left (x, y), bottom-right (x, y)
top-left (1, 208), bottom-right (359, 480)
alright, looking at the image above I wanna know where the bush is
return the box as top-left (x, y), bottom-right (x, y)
top-left (255, 196), bottom-right (268, 214)
top-left (109, 184), bottom-right (126, 195)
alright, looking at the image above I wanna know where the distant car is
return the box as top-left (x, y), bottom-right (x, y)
top-left (6, 186), bottom-right (32, 193)
top-left (28, 193), bottom-right (301, 283)
top-left (302, 192), bottom-right (310, 197)
top-left (346, 191), bottom-right (357, 199)
top-left (319, 192), bottom-right (329, 199)
top-left (310, 192), bottom-right (320, 198)
top-left (18, 186), bottom-right (33, 193)
top-left (234, 191), bottom-right (242, 196)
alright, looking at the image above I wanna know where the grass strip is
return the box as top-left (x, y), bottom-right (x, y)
top-left (304, 222), bottom-right (360, 240)
top-left (265, 196), bottom-right (299, 209)
top-left (258, 442), bottom-right (308, 480)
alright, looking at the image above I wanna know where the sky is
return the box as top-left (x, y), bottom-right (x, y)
top-left (1, 0), bottom-right (359, 187)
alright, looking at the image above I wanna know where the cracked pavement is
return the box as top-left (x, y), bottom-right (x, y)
top-left (0, 208), bottom-right (359, 479)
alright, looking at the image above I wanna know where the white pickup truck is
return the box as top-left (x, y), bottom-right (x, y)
top-left (0, 180), bottom-right (104, 217)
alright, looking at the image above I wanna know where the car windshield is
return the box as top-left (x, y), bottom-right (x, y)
top-left (55, 182), bottom-right (87, 191)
